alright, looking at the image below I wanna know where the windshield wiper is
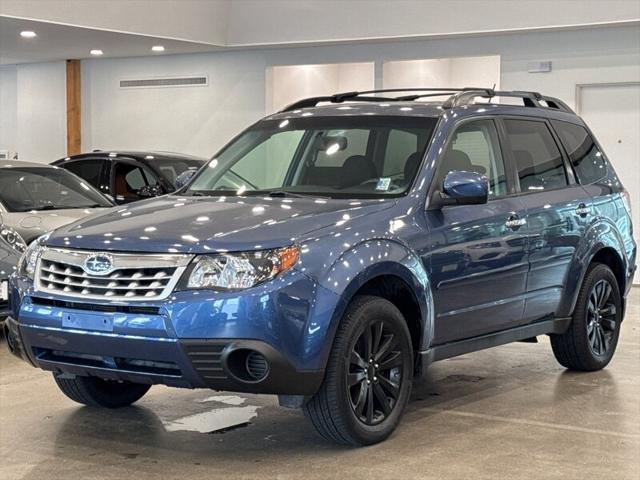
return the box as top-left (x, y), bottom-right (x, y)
top-left (26, 204), bottom-right (105, 211)
top-left (251, 190), bottom-right (330, 199)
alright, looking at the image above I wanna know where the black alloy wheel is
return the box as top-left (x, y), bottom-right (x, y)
top-left (348, 320), bottom-right (403, 425)
top-left (586, 279), bottom-right (617, 356)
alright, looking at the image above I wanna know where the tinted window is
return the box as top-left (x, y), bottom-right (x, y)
top-left (113, 163), bottom-right (160, 201)
top-left (0, 168), bottom-right (112, 212)
top-left (551, 120), bottom-right (607, 184)
top-left (504, 119), bottom-right (568, 192)
top-left (63, 159), bottom-right (103, 188)
top-left (437, 120), bottom-right (507, 199)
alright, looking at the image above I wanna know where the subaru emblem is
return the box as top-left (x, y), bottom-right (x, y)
top-left (83, 253), bottom-right (114, 276)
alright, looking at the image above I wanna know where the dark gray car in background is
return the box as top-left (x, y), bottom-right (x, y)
top-left (52, 151), bottom-right (205, 204)
top-left (0, 225), bottom-right (22, 319)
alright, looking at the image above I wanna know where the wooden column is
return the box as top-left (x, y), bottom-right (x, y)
top-left (66, 59), bottom-right (81, 155)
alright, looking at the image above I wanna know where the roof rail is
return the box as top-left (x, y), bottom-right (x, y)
top-left (279, 87), bottom-right (574, 114)
top-left (280, 88), bottom-right (490, 112)
top-left (443, 90), bottom-right (574, 113)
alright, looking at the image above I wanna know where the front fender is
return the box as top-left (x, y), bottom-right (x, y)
top-left (559, 217), bottom-right (629, 316)
top-left (307, 239), bottom-right (434, 370)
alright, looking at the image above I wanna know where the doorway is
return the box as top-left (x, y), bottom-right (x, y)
top-left (577, 82), bottom-right (640, 284)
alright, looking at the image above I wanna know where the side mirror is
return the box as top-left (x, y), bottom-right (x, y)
top-left (174, 169), bottom-right (197, 189)
top-left (433, 171), bottom-right (489, 208)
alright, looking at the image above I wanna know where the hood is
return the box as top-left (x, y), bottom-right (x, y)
top-left (46, 195), bottom-right (394, 253)
top-left (1, 208), bottom-right (106, 244)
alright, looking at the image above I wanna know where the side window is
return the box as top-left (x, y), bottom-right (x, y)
top-left (550, 120), bottom-right (607, 184)
top-left (503, 119), bottom-right (568, 192)
top-left (438, 120), bottom-right (507, 199)
top-left (125, 167), bottom-right (148, 190)
top-left (63, 160), bottom-right (103, 189)
top-left (113, 162), bottom-right (158, 200)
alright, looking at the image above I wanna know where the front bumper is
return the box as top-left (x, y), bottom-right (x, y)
top-left (5, 269), bottom-right (337, 396)
top-left (4, 316), bottom-right (323, 394)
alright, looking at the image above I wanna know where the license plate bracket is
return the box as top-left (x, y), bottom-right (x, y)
top-left (62, 312), bottom-right (114, 332)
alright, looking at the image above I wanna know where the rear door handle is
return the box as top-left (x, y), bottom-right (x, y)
top-left (505, 215), bottom-right (526, 230)
top-left (575, 203), bottom-right (591, 217)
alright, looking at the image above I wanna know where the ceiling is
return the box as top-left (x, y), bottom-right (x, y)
top-left (1, 0), bottom-right (638, 66)
top-left (0, 17), bottom-right (221, 65)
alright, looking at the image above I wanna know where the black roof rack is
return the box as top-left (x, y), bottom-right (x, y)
top-left (280, 87), bottom-right (574, 114)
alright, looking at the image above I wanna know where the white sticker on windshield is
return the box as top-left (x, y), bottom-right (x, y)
top-left (376, 178), bottom-right (391, 191)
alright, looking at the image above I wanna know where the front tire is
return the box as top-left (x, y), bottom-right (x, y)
top-left (304, 295), bottom-right (414, 446)
top-left (53, 374), bottom-right (151, 408)
top-left (550, 263), bottom-right (622, 371)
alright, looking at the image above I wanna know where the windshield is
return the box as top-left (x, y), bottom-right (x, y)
top-left (151, 158), bottom-right (204, 184)
top-left (186, 116), bottom-right (437, 199)
top-left (0, 167), bottom-right (113, 212)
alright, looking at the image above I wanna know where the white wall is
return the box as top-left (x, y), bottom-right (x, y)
top-left (0, 65), bottom-right (17, 156)
top-left (267, 62), bottom-right (375, 112)
top-left (383, 56), bottom-right (501, 90)
top-left (1, 24), bottom-right (639, 162)
top-left (0, 61), bottom-right (66, 162)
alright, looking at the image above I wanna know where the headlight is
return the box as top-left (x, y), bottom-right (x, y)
top-left (184, 246), bottom-right (300, 290)
top-left (17, 233), bottom-right (49, 280)
top-left (0, 226), bottom-right (27, 254)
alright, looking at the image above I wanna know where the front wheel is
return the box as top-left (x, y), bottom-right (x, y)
top-left (53, 374), bottom-right (151, 408)
top-left (550, 263), bottom-right (622, 371)
top-left (303, 295), bottom-right (414, 446)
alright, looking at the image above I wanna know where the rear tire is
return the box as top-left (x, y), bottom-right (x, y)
top-left (550, 263), bottom-right (622, 371)
top-left (303, 295), bottom-right (414, 446)
top-left (53, 374), bottom-right (151, 408)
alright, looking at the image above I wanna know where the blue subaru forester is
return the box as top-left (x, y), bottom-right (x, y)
top-left (5, 88), bottom-right (636, 446)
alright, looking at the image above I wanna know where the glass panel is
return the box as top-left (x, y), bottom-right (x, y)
top-left (551, 120), bottom-right (607, 184)
top-left (504, 119), bottom-right (568, 192)
top-left (187, 116), bottom-right (437, 199)
top-left (0, 168), bottom-right (112, 212)
top-left (437, 120), bottom-right (507, 199)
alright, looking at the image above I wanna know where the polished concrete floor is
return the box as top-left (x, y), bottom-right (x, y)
top-left (1, 289), bottom-right (638, 480)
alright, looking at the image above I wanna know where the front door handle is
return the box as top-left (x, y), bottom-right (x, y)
top-left (575, 203), bottom-right (591, 217)
top-left (505, 215), bottom-right (526, 230)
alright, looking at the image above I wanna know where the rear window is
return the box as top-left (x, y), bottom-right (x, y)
top-left (550, 120), bottom-right (607, 184)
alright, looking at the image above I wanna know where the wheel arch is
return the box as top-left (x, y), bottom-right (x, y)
top-left (313, 239), bottom-right (434, 371)
top-left (560, 218), bottom-right (629, 317)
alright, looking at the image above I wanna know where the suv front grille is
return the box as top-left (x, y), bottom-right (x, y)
top-left (35, 248), bottom-right (192, 301)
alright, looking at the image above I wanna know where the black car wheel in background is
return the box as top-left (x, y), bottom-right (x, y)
top-left (52, 151), bottom-right (206, 204)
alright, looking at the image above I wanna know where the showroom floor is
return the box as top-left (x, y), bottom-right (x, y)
top-left (1, 289), bottom-right (638, 480)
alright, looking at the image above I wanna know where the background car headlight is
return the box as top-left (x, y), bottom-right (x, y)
top-left (0, 225), bottom-right (27, 254)
top-left (185, 246), bottom-right (300, 290)
top-left (17, 233), bottom-right (49, 280)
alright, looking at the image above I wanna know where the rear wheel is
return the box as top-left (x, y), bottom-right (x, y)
top-left (53, 374), bottom-right (151, 408)
top-left (550, 263), bottom-right (622, 371)
top-left (304, 295), bottom-right (414, 446)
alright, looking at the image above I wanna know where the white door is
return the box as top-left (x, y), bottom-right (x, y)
top-left (579, 83), bottom-right (640, 284)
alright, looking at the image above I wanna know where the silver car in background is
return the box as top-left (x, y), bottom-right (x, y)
top-left (0, 161), bottom-right (113, 243)
top-left (0, 161), bottom-right (113, 318)
top-left (0, 226), bottom-right (22, 319)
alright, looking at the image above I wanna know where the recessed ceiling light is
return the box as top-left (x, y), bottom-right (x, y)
top-left (90, 49), bottom-right (104, 56)
top-left (20, 31), bottom-right (37, 38)
top-left (151, 45), bottom-right (165, 52)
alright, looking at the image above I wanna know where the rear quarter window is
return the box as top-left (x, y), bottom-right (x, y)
top-left (550, 120), bottom-right (608, 184)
